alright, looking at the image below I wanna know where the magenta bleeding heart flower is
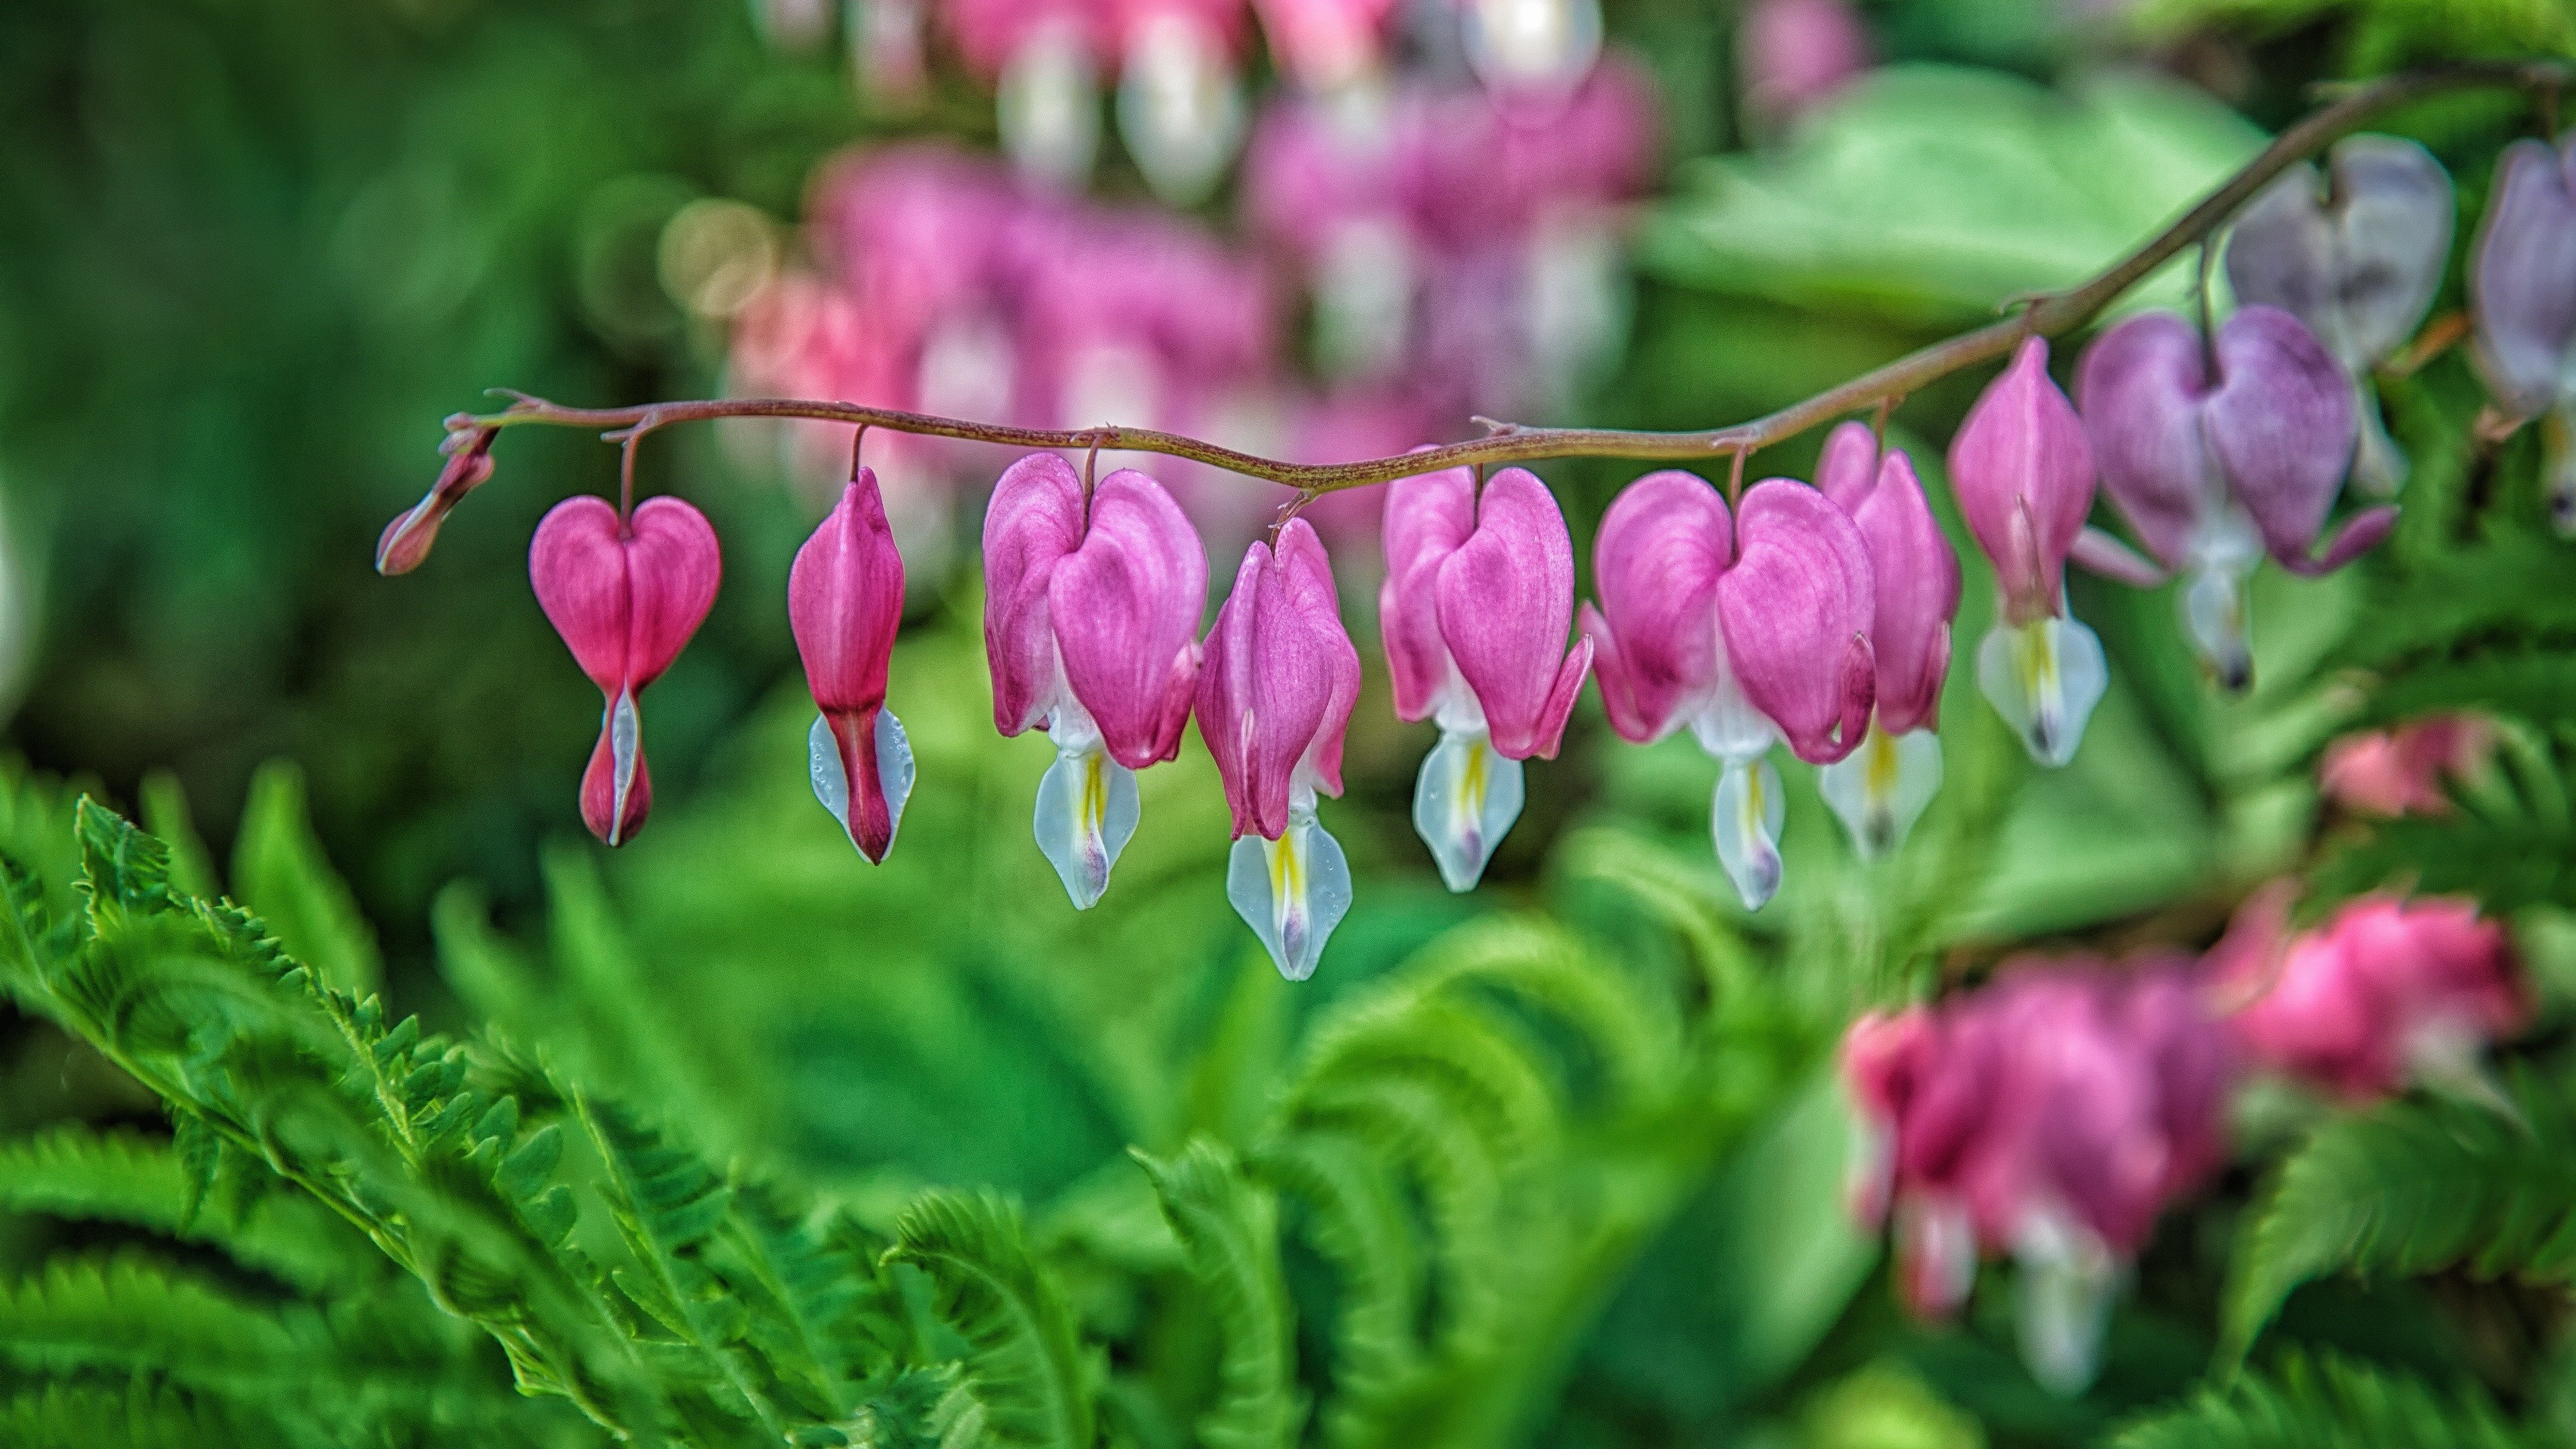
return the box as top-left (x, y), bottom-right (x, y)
top-left (1197, 518), bottom-right (1360, 979)
top-left (529, 496), bottom-right (723, 847)
top-left (2076, 306), bottom-right (2388, 692)
top-left (2226, 135), bottom-right (2454, 496)
top-left (1582, 472), bottom-right (1874, 909)
top-left (791, 469), bottom-right (911, 865)
top-left (2469, 130), bottom-right (2576, 530)
top-left (1380, 464), bottom-right (1593, 890)
top-left (1841, 956), bottom-right (2232, 1395)
top-left (2319, 713), bottom-right (2493, 819)
top-left (2210, 885), bottom-right (2525, 1104)
top-left (1813, 423), bottom-right (1960, 860)
top-left (1947, 337), bottom-right (2106, 767)
top-left (985, 452), bottom-right (1208, 908)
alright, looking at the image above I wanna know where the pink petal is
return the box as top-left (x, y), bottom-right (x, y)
top-left (1197, 519), bottom-right (1357, 839)
top-left (1051, 469), bottom-right (1210, 769)
top-left (1433, 468), bottom-right (1584, 760)
top-left (790, 472), bottom-right (906, 716)
top-left (1276, 519), bottom-right (1360, 796)
top-left (1947, 337), bottom-right (2094, 623)
top-left (1842, 449), bottom-right (1960, 735)
top-left (1815, 419), bottom-right (1879, 511)
top-left (1718, 480), bottom-right (1876, 765)
top-left (529, 496), bottom-right (721, 696)
top-left (1379, 464), bottom-right (1477, 723)
top-left (2204, 305), bottom-right (2359, 567)
top-left (2075, 312), bottom-right (2212, 572)
top-left (983, 452), bottom-right (1087, 736)
top-left (1582, 470), bottom-right (1732, 743)
top-left (580, 726), bottom-right (653, 846)
top-left (2068, 525), bottom-right (2168, 588)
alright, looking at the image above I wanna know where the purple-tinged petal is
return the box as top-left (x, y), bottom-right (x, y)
top-left (2279, 504), bottom-right (2397, 578)
top-left (1050, 469), bottom-right (1209, 768)
top-left (2471, 136), bottom-right (2576, 420)
top-left (791, 472), bottom-right (909, 862)
top-left (2227, 135), bottom-right (2454, 372)
top-left (1582, 470), bottom-right (1731, 743)
top-left (2074, 311), bottom-right (2210, 572)
top-left (983, 452), bottom-right (1087, 736)
top-left (1718, 480), bottom-right (1876, 765)
top-left (1841, 449), bottom-right (1960, 736)
top-left (1379, 465), bottom-right (1477, 723)
top-left (1816, 419), bottom-right (1879, 511)
top-left (1948, 337), bottom-right (2094, 624)
top-left (2068, 526), bottom-right (2168, 589)
top-left (2204, 305), bottom-right (2359, 567)
top-left (1197, 519), bottom-right (1358, 840)
top-left (1434, 468), bottom-right (1587, 760)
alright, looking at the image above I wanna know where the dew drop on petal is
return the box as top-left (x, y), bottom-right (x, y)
top-left (1226, 808), bottom-right (1351, 981)
top-left (1411, 728), bottom-right (1525, 893)
top-left (1711, 755), bottom-right (1786, 911)
top-left (1819, 722), bottom-right (1945, 862)
top-left (1034, 744), bottom-right (1140, 910)
top-left (1976, 614), bottom-right (2106, 768)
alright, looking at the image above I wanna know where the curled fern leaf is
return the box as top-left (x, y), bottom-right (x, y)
top-left (888, 1190), bottom-right (1096, 1449)
top-left (2110, 1349), bottom-right (2532, 1449)
top-left (1132, 1140), bottom-right (1306, 1449)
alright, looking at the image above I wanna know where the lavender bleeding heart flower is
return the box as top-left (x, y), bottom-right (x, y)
top-left (791, 469), bottom-right (912, 863)
top-left (2226, 135), bottom-right (2454, 496)
top-left (1813, 424), bottom-right (1961, 860)
top-left (2469, 131), bottom-right (2576, 530)
top-left (1198, 519), bottom-right (1360, 979)
top-left (985, 452), bottom-right (1208, 908)
top-left (2076, 306), bottom-right (2387, 692)
top-left (1380, 465), bottom-right (1593, 890)
top-left (1947, 337), bottom-right (2105, 767)
top-left (529, 495), bottom-right (722, 847)
top-left (1584, 472), bottom-right (1873, 909)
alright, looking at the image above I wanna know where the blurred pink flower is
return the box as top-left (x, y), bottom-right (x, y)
top-left (2213, 887), bottom-right (2526, 1103)
top-left (1252, 0), bottom-right (1397, 90)
top-left (1737, 0), bottom-right (1870, 131)
top-left (2318, 714), bottom-right (2493, 818)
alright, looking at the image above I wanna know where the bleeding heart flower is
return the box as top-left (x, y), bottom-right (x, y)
top-left (792, 469), bottom-right (912, 864)
top-left (2318, 712), bottom-right (2493, 819)
top-left (1947, 337), bottom-right (2105, 766)
top-left (2226, 135), bottom-right (2454, 495)
top-left (2469, 131), bottom-right (2576, 530)
top-left (529, 496), bottom-right (722, 846)
top-left (1197, 518), bottom-right (1360, 979)
top-left (1113, 0), bottom-right (1250, 205)
top-left (2076, 306), bottom-right (2389, 692)
top-left (1813, 423), bottom-right (1960, 859)
top-left (1380, 464), bottom-right (1593, 890)
top-left (1584, 472), bottom-right (1874, 908)
top-left (985, 451), bottom-right (1208, 908)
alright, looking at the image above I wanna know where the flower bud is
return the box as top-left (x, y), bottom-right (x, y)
top-left (1815, 425), bottom-right (1959, 859)
top-left (529, 496), bottom-right (722, 846)
top-left (2076, 306), bottom-right (2389, 691)
top-left (1381, 465), bottom-right (1592, 890)
top-left (2226, 136), bottom-right (2453, 495)
top-left (792, 470), bottom-right (911, 863)
top-left (1585, 473), bottom-right (1872, 908)
top-left (377, 429), bottom-right (498, 576)
top-left (1948, 339), bottom-right (2104, 767)
top-left (1197, 519), bottom-right (1359, 979)
top-left (985, 452), bottom-right (1208, 906)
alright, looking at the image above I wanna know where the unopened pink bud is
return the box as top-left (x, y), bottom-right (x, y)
top-left (377, 429), bottom-right (499, 576)
top-left (791, 470), bottom-right (910, 863)
top-left (1948, 337), bottom-right (2094, 627)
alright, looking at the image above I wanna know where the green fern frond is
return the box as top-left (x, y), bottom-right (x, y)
top-left (2110, 1348), bottom-right (2534, 1449)
top-left (2363, 647), bottom-right (2576, 730)
top-left (2224, 1065), bottom-right (2576, 1363)
top-left (1132, 1140), bottom-right (1306, 1449)
top-left (2312, 731), bottom-right (2576, 912)
top-left (229, 759), bottom-right (382, 995)
top-left (2342, 525), bottom-right (2576, 667)
top-left (888, 1190), bottom-right (1096, 1449)
top-left (0, 1380), bottom-right (252, 1449)
top-left (0, 1250), bottom-right (300, 1380)
top-left (1396, 917), bottom-right (1684, 1109)
top-left (1246, 1131), bottom-right (1423, 1441)
top-left (0, 1125), bottom-right (373, 1291)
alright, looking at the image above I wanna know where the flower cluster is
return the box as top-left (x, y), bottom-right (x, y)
top-left (1841, 956), bottom-right (2233, 1395)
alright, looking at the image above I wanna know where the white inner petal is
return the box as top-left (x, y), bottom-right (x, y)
top-left (1226, 807), bottom-right (1351, 981)
top-left (1818, 721), bottom-right (1944, 862)
top-left (1976, 611), bottom-right (2106, 769)
top-left (1033, 742), bottom-right (1140, 910)
top-left (1412, 726), bottom-right (1525, 893)
top-left (608, 688), bottom-right (641, 845)
top-left (1711, 755), bottom-right (1786, 912)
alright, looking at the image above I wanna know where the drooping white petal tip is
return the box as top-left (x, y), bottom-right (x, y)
top-left (807, 709), bottom-right (915, 860)
top-left (1411, 729), bottom-right (1525, 894)
top-left (1226, 808), bottom-right (1352, 982)
top-left (1712, 756), bottom-right (1786, 911)
top-left (1976, 614), bottom-right (2106, 769)
top-left (1819, 723), bottom-right (1944, 862)
top-left (1034, 745), bottom-right (1141, 910)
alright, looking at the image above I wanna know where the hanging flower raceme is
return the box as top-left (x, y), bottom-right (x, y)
top-left (2319, 712), bottom-right (2493, 818)
top-left (986, 453), bottom-right (1208, 908)
top-left (1584, 474), bottom-right (1874, 910)
top-left (529, 496), bottom-right (723, 847)
top-left (1841, 958), bottom-right (2232, 1395)
top-left (1380, 465), bottom-right (1592, 890)
top-left (1198, 519), bottom-right (1360, 979)
top-left (1813, 423), bottom-right (1960, 860)
top-left (1949, 337), bottom-right (2104, 766)
top-left (2076, 306), bottom-right (2387, 691)
top-left (2225, 135), bottom-right (2453, 496)
top-left (2210, 885), bottom-right (2525, 1104)
top-left (2470, 128), bottom-right (2576, 531)
top-left (792, 468), bottom-right (912, 863)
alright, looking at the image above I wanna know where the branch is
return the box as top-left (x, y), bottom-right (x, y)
top-left (421, 60), bottom-right (2566, 506)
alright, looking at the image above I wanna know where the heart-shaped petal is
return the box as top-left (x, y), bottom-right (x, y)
top-left (1582, 470), bottom-right (1731, 743)
top-left (1947, 337), bottom-right (2094, 625)
top-left (1433, 468), bottom-right (1587, 760)
top-left (1377, 464), bottom-right (1478, 723)
top-left (1717, 480), bottom-right (1876, 765)
top-left (982, 451), bottom-right (1089, 735)
top-left (2471, 136), bottom-right (2576, 419)
top-left (1051, 468), bottom-right (1209, 769)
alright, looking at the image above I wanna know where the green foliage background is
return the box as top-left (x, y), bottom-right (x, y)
top-left (5, 0), bottom-right (2576, 1445)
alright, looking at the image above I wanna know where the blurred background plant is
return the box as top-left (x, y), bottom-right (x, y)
top-left (7, 0), bottom-right (2576, 1445)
